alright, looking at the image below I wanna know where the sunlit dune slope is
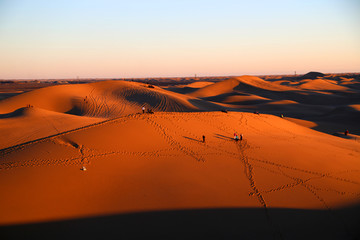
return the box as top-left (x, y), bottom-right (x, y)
top-left (222, 94), bottom-right (270, 104)
top-left (181, 81), bottom-right (214, 88)
top-left (0, 107), bottom-right (103, 149)
top-left (349, 104), bottom-right (360, 111)
top-left (0, 111), bottom-right (359, 230)
top-left (298, 79), bottom-right (350, 91)
top-left (1, 75), bottom-right (360, 238)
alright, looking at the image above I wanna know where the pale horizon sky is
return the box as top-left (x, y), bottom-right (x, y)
top-left (0, 0), bottom-right (359, 79)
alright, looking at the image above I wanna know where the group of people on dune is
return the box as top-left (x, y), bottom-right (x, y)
top-left (139, 105), bottom-right (352, 143)
top-left (201, 133), bottom-right (243, 143)
top-left (234, 132), bottom-right (243, 141)
top-left (142, 106), bottom-right (153, 114)
top-left (141, 106), bottom-right (245, 143)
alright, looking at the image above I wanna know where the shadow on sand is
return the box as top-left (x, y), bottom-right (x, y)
top-left (1, 205), bottom-right (359, 240)
top-left (183, 136), bottom-right (203, 143)
top-left (214, 133), bottom-right (234, 141)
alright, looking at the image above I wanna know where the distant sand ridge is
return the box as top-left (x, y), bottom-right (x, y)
top-left (0, 74), bottom-right (359, 239)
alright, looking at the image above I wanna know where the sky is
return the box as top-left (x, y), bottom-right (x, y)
top-left (0, 0), bottom-right (359, 79)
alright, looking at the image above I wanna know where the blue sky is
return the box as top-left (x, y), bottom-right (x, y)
top-left (0, 0), bottom-right (359, 79)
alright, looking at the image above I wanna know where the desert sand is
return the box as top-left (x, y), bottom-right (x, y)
top-left (0, 74), bottom-right (359, 239)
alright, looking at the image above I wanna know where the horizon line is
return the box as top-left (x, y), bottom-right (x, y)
top-left (1, 71), bottom-right (359, 81)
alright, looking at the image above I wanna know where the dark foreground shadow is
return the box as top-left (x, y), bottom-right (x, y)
top-left (1, 205), bottom-right (359, 240)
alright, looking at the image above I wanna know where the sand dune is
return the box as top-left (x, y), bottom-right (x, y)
top-left (190, 76), bottom-right (295, 98)
top-left (222, 94), bottom-right (270, 104)
top-left (349, 104), bottom-right (360, 111)
top-left (0, 81), bottom-right (199, 118)
top-left (182, 75), bottom-right (360, 135)
top-left (0, 111), bottom-right (359, 238)
top-left (0, 75), bottom-right (360, 239)
top-left (180, 81), bottom-right (214, 88)
top-left (298, 79), bottom-right (350, 91)
top-left (0, 81), bottom-right (208, 148)
top-left (0, 107), bottom-right (103, 149)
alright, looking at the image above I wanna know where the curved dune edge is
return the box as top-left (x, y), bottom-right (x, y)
top-left (189, 76), bottom-right (296, 98)
top-left (0, 80), bottom-right (201, 117)
top-left (0, 112), bottom-right (359, 234)
top-left (298, 79), bottom-right (350, 91)
top-left (0, 107), bottom-right (104, 149)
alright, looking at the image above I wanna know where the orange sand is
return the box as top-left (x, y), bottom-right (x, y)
top-left (0, 75), bottom-right (359, 239)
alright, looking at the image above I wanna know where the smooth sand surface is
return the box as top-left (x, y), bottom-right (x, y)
top-left (0, 75), bottom-right (359, 239)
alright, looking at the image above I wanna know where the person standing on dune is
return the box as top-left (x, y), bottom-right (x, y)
top-left (202, 135), bottom-right (205, 143)
top-left (142, 106), bottom-right (145, 114)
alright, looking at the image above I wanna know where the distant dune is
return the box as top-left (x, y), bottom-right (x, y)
top-left (0, 74), bottom-right (359, 239)
top-left (301, 71), bottom-right (325, 79)
top-left (298, 79), bottom-right (350, 91)
top-left (182, 81), bottom-right (214, 88)
top-left (189, 76), bottom-right (296, 98)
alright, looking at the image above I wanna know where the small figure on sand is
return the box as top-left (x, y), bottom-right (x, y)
top-left (234, 132), bottom-right (243, 141)
top-left (202, 135), bottom-right (205, 143)
top-left (280, 114), bottom-right (284, 118)
top-left (234, 133), bottom-right (239, 141)
top-left (142, 106), bottom-right (145, 114)
top-left (254, 111), bottom-right (260, 115)
top-left (344, 130), bottom-right (349, 136)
